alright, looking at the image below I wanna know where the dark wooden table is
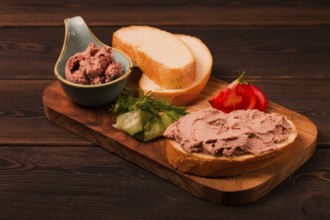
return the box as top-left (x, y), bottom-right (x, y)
top-left (1, 1), bottom-right (330, 219)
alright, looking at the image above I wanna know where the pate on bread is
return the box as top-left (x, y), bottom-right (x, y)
top-left (164, 108), bottom-right (298, 177)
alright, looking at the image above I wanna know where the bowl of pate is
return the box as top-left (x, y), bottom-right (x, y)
top-left (54, 16), bottom-right (133, 107)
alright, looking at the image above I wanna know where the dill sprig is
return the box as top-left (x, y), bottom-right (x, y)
top-left (109, 88), bottom-right (187, 120)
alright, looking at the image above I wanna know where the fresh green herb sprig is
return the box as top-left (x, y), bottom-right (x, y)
top-left (109, 88), bottom-right (188, 141)
top-left (110, 88), bottom-right (187, 121)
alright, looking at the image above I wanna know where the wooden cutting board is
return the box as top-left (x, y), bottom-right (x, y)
top-left (43, 76), bottom-right (317, 205)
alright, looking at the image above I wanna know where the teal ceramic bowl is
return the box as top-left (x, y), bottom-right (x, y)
top-left (54, 16), bottom-right (133, 107)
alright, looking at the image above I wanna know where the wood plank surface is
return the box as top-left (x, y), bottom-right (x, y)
top-left (42, 79), bottom-right (317, 205)
top-left (0, 80), bottom-right (92, 146)
top-left (2, 27), bottom-right (330, 80)
top-left (1, 0), bottom-right (330, 27)
top-left (1, 0), bottom-right (330, 218)
top-left (0, 146), bottom-right (328, 219)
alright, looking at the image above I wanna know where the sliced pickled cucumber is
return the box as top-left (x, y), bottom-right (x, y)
top-left (160, 113), bottom-right (175, 128)
top-left (133, 116), bottom-right (165, 142)
top-left (114, 110), bottom-right (143, 136)
top-left (163, 110), bottom-right (182, 121)
top-left (140, 110), bottom-right (153, 124)
top-left (115, 110), bottom-right (179, 142)
top-left (141, 117), bottom-right (165, 142)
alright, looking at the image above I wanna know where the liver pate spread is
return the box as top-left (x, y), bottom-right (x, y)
top-left (163, 108), bottom-right (293, 157)
top-left (65, 42), bottom-right (123, 85)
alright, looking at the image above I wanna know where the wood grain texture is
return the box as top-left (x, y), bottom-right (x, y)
top-left (42, 79), bottom-right (317, 205)
top-left (1, 0), bottom-right (330, 26)
top-left (1, 0), bottom-right (330, 217)
top-left (0, 146), bottom-right (329, 219)
top-left (1, 27), bottom-right (330, 81)
top-left (0, 80), bottom-right (92, 146)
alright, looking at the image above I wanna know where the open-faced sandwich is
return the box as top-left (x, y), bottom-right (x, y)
top-left (164, 108), bottom-right (298, 177)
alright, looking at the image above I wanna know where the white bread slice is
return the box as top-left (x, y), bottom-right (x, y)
top-left (139, 34), bottom-right (212, 106)
top-left (166, 119), bottom-right (298, 177)
top-left (112, 26), bottom-right (196, 89)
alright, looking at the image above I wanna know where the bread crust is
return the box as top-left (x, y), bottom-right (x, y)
top-left (166, 119), bottom-right (298, 177)
top-left (112, 26), bottom-right (196, 89)
top-left (139, 34), bottom-right (212, 106)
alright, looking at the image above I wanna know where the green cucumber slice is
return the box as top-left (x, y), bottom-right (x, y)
top-left (114, 110), bottom-right (178, 142)
top-left (163, 110), bottom-right (182, 121)
top-left (160, 113), bottom-right (175, 128)
top-left (114, 110), bottom-right (143, 136)
top-left (143, 117), bottom-right (165, 141)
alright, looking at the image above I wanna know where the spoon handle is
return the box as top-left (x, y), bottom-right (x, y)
top-left (64, 16), bottom-right (105, 54)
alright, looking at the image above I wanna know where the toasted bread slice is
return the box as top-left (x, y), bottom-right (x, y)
top-left (139, 34), bottom-right (212, 106)
top-left (112, 26), bottom-right (196, 89)
top-left (166, 112), bottom-right (298, 177)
